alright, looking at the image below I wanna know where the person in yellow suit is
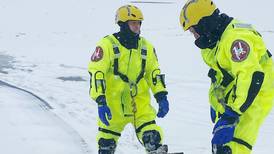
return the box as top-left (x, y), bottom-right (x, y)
top-left (179, 0), bottom-right (274, 154)
top-left (88, 5), bottom-right (169, 154)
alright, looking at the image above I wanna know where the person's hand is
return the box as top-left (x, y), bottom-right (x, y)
top-left (212, 108), bottom-right (239, 145)
top-left (97, 96), bottom-right (112, 126)
top-left (156, 94), bottom-right (169, 118)
top-left (98, 104), bottom-right (112, 126)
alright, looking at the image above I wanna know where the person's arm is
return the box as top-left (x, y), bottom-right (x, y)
top-left (88, 39), bottom-right (111, 103)
top-left (211, 37), bottom-right (265, 145)
top-left (225, 38), bottom-right (264, 115)
top-left (88, 39), bottom-right (112, 126)
top-left (144, 44), bottom-right (169, 117)
top-left (144, 47), bottom-right (168, 98)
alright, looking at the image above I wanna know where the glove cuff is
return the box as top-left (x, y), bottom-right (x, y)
top-left (154, 91), bottom-right (168, 103)
top-left (222, 107), bottom-right (240, 123)
top-left (224, 107), bottom-right (240, 118)
top-left (96, 95), bottom-right (107, 106)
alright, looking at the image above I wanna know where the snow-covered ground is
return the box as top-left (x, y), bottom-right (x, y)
top-left (0, 82), bottom-right (89, 154)
top-left (0, 0), bottom-right (274, 153)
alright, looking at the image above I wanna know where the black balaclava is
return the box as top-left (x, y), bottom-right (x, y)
top-left (113, 21), bottom-right (140, 49)
top-left (193, 9), bottom-right (233, 49)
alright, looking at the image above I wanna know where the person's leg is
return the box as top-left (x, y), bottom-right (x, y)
top-left (226, 141), bottom-right (250, 154)
top-left (134, 111), bottom-right (165, 153)
top-left (96, 113), bottom-right (129, 153)
top-left (98, 137), bottom-right (117, 154)
top-left (133, 89), bottom-right (168, 153)
top-left (96, 123), bottom-right (122, 154)
top-left (217, 94), bottom-right (273, 154)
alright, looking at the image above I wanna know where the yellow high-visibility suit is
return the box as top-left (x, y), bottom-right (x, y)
top-left (88, 35), bottom-right (167, 147)
top-left (203, 20), bottom-right (274, 153)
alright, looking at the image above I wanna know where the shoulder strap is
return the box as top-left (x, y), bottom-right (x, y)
top-left (106, 36), bottom-right (147, 85)
top-left (136, 40), bottom-right (147, 84)
top-left (107, 36), bottom-right (129, 83)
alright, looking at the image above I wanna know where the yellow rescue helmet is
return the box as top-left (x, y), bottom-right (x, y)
top-left (115, 5), bottom-right (144, 24)
top-left (180, 0), bottom-right (216, 31)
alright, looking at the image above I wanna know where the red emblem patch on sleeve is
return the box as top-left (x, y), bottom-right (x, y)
top-left (91, 46), bottom-right (103, 62)
top-left (230, 40), bottom-right (250, 62)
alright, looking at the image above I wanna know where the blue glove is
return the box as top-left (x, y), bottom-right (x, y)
top-left (211, 108), bottom-right (239, 145)
top-left (155, 93), bottom-right (169, 118)
top-left (97, 96), bottom-right (112, 126)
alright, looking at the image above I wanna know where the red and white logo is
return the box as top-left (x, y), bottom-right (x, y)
top-left (91, 46), bottom-right (103, 62)
top-left (231, 40), bottom-right (250, 62)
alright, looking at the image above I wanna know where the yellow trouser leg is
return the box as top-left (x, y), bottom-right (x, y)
top-left (225, 94), bottom-right (273, 154)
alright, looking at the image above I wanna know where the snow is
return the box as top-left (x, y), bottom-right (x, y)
top-left (0, 83), bottom-right (89, 154)
top-left (0, 0), bottom-right (274, 153)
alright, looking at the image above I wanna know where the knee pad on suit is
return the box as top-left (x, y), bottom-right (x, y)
top-left (98, 138), bottom-right (116, 154)
top-left (142, 130), bottom-right (162, 152)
